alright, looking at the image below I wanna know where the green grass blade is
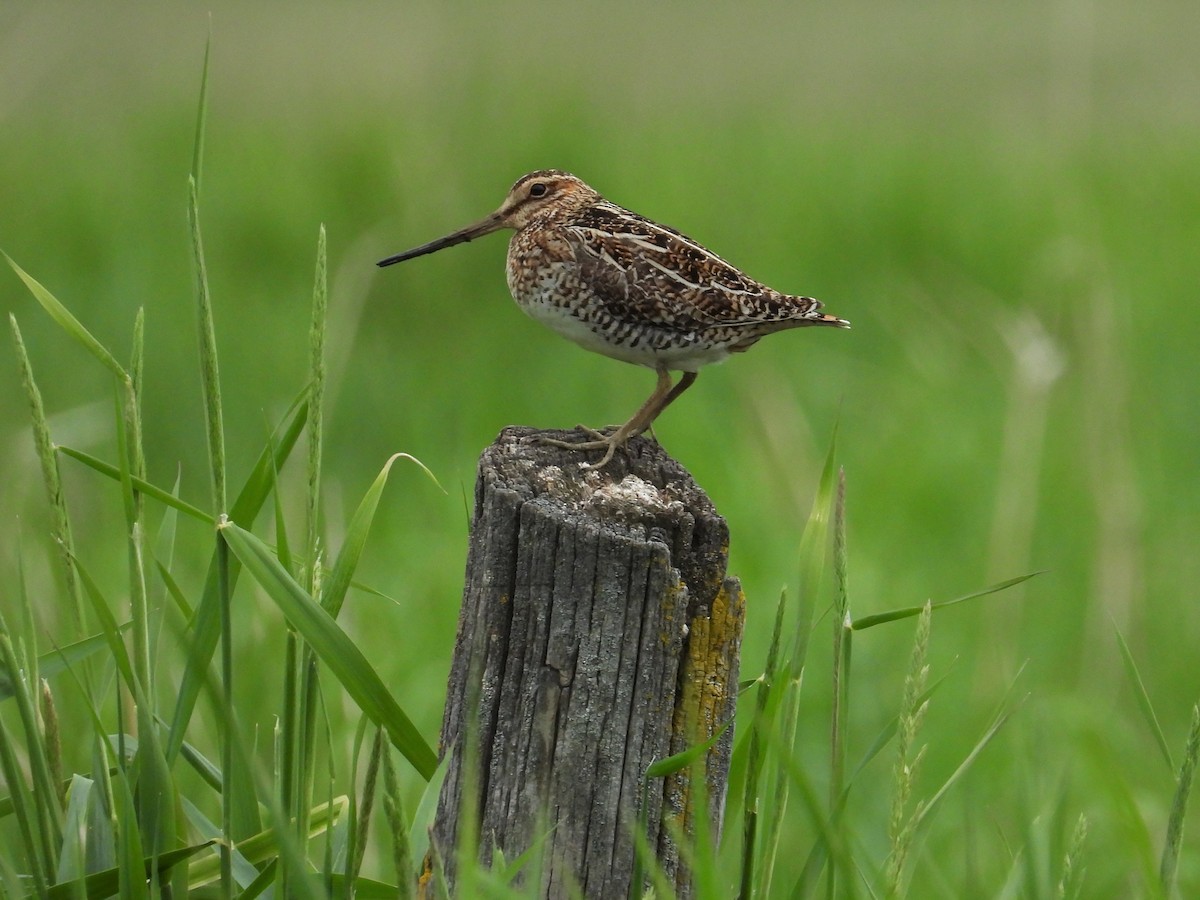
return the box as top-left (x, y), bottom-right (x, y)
top-left (326, 875), bottom-right (409, 898)
top-left (851, 571), bottom-right (1044, 631)
top-left (1058, 813), bottom-right (1089, 900)
top-left (321, 453), bottom-right (438, 619)
top-left (190, 24), bottom-right (211, 190)
top-left (179, 795), bottom-right (263, 890)
top-left (0, 627), bottom-right (130, 703)
top-left (279, 632), bottom-right (302, 861)
top-left (150, 473), bottom-right (182, 726)
top-left (792, 666), bottom-right (960, 893)
top-left (13, 534), bottom-right (39, 680)
top-left (770, 727), bottom-right (861, 900)
top-left (911, 694), bottom-right (1026, 832)
top-left (408, 755), bottom-right (449, 880)
top-left (1160, 703), bottom-right (1200, 895)
top-left (127, 438), bottom-right (176, 879)
top-left (156, 559), bottom-right (195, 622)
top-left (165, 396), bottom-right (308, 763)
top-left (114, 771), bottom-right (149, 900)
top-left (127, 307), bottom-right (147, 510)
top-left (885, 602), bottom-right (933, 896)
top-left (73, 558), bottom-right (139, 694)
top-left (845, 667), bottom-right (956, 787)
top-left (216, 531), bottom-right (234, 896)
top-left (44, 840), bottom-right (217, 900)
top-left (182, 796), bottom-right (346, 892)
top-left (269, 433), bottom-right (295, 577)
top-left (761, 432), bottom-right (838, 897)
top-left (58, 446), bottom-right (212, 523)
top-left (629, 814), bottom-right (676, 900)
top-left (737, 587), bottom-right (788, 900)
top-left (292, 647), bottom-right (322, 884)
top-left (69, 552), bottom-right (178, 887)
top-left (645, 720), bottom-right (731, 780)
top-left (381, 740), bottom-right (414, 898)
top-left (1114, 624), bottom-right (1174, 774)
top-left (40, 681), bottom-right (65, 812)
top-left (307, 224), bottom-right (327, 593)
top-left (219, 520), bottom-right (437, 778)
top-left (115, 328), bottom-right (155, 727)
top-left (346, 718), bottom-right (379, 889)
top-left (239, 859), bottom-right (280, 900)
top-left (827, 467), bottom-right (851, 900)
top-left (133, 701), bottom-right (176, 870)
top-left (788, 428), bottom-right (838, 680)
top-left (187, 176), bottom-right (226, 514)
top-left (231, 393), bottom-right (310, 523)
top-left (287, 453), bottom-right (431, 857)
top-left (55, 775), bottom-right (93, 884)
top-left (0, 628), bottom-right (63, 867)
top-left (3, 252), bottom-right (128, 380)
top-left (152, 470), bottom-right (184, 597)
top-left (9, 314), bottom-right (87, 635)
top-left (0, 678), bottom-right (53, 893)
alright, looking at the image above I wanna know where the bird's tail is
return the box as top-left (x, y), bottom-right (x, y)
top-left (816, 312), bottom-right (851, 329)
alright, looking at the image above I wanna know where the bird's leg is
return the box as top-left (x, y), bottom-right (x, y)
top-left (536, 366), bottom-right (679, 468)
top-left (629, 371), bottom-right (696, 439)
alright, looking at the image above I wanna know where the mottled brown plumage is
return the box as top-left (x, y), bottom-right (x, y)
top-left (379, 170), bottom-right (848, 467)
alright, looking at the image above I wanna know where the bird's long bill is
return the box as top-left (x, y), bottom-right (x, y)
top-left (376, 213), bottom-right (504, 267)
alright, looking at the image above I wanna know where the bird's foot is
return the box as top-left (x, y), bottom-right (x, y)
top-left (536, 424), bottom-right (615, 443)
top-left (532, 426), bottom-right (627, 470)
top-left (575, 423), bottom-right (616, 442)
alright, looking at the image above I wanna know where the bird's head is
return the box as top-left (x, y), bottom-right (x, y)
top-left (377, 170), bottom-right (599, 267)
top-left (493, 170), bottom-right (599, 230)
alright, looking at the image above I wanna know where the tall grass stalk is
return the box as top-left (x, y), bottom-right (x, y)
top-left (737, 588), bottom-right (787, 900)
top-left (827, 467), bottom-right (851, 900)
top-left (1058, 813), bottom-right (1089, 899)
top-left (885, 601), bottom-right (932, 896)
top-left (382, 737), bottom-right (414, 898)
top-left (8, 313), bottom-right (87, 637)
top-left (187, 174), bottom-right (237, 894)
top-left (307, 223), bottom-right (327, 586)
top-left (351, 723), bottom-right (386, 886)
top-left (292, 224), bottom-right (331, 874)
top-left (1116, 625), bottom-right (1175, 774)
top-left (123, 309), bottom-right (149, 692)
top-left (758, 437), bottom-right (837, 896)
top-left (1160, 703), bottom-right (1200, 894)
top-left (187, 179), bottom-right (227, 517)
top-left (0, 623), bottom-right (58, 891)
top-left (117, 306), bottom-right (179, 879)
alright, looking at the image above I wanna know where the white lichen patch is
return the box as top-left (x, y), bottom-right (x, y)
top-left (533, 464), bottom-right (570, 495)
top-left (587, 473), bottom-right (685, 520)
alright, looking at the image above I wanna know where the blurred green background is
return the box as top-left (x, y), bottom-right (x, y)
top-left (3, 2), bottom-right (1200, 893)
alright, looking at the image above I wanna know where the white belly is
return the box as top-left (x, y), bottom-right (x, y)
top-left (511, 284), bottom-right (732, 373)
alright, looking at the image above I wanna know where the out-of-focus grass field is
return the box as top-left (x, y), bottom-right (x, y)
top-left (3, 2), bottom-right (1200, 894)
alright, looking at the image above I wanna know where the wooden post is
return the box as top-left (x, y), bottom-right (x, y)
top-left (425, 426), bottom-right (745, 898)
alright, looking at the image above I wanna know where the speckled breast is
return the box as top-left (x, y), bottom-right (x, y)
top-left (504, 231), bottom-right (735, 372)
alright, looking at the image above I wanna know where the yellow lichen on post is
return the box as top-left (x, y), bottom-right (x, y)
top-left (683, 580), bottom-right (746, 742)
top-left (660, 578), bottom-right (746, 891)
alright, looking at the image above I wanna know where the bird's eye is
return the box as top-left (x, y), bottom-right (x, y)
top-left (529, 182), bottom-right (549, 198)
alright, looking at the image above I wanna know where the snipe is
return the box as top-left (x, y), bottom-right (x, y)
top-left (378, 170), bottom-right (849, 468)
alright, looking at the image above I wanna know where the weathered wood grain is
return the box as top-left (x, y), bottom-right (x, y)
top-left (428, 426), bottom-right (744, 898)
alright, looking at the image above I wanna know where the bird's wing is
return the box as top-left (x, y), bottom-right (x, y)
top-left (561, 203), bottom-right (827, 332)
